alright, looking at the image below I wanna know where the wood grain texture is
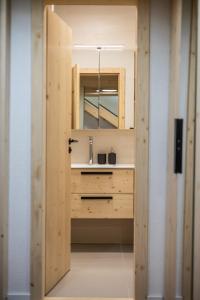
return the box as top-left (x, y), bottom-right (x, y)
top-left (44, 0), bottom-right (137, 5)
top-left (72, 65), bottom-right (80, 129)
top-left (45, 9), bottom-right (72, 294)
top-left (71, 194), bottom-right (134, 219)
top-left (71, 219), bottom-right (133, 244)
top-left (134, 0), bottom-right (150, 299)
top-left (45, 298), bottom-right (132, 300)
top-left (99, 105), bottom-right (119, 127)
top-left (84, 101), bottom-right (99, 119)
top-left (0, 0), bottom-right (10, 298)
top-left (72, 129), bottom-right (134, 136)
top-left (182, 0), bottom-right (197, 298)
top-left (165, 0), bottom-right (182, 299)
top-left (71, 169), bottom-right (134, 194)
top-left (31, 1), bottom-right (45, 300)
top-left (193, 0), bottom-right (200, 297)
top-left (118, 68), bottom-right (125, 129)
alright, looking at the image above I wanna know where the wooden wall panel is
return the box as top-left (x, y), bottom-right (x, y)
top-left (193, 0), bottom-right (200, 298)
top-left (182, 0), bottom-right (197, 298)
top-left (165, 0), bottom-right (183, 299)
top-left (44, 0), bottom-right (137, 5)
top-left (0, 0), bottom-right (10, 299)
top-left (135, 0), bottom-right (150, 299)
top-left (31, 1), bottom-right (45, 300)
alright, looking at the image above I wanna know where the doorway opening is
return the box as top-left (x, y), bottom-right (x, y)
top-left (31, 1), bottom-right (150, 300)
top-left (45, 4), bottom-right (136, 298)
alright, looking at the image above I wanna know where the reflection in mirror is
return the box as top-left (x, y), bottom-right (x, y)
top-left (73, 67), bottom-right (125, 130)
top-left (81, 73), bottom-right (120, 129)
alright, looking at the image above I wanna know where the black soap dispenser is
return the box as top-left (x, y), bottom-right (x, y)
top-left (108, 148), bottom-right (116, 165)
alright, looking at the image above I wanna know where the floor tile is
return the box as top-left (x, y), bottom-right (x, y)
top-left (47, 244), bottom-right (134, 298)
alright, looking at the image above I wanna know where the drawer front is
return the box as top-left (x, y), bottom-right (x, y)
top-left (71, 169), bottom-right (134, 194)
top-left (71, 194), bottom-right (134, 219)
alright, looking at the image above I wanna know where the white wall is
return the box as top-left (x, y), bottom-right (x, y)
top-left (176, 0), bottom-right (191, 296)
top-left (149, 1), bottom-right (191, 299)
top-left (148, 0), bottom-right (170, 297)
top-left (7, 1), bottom-right (190, 299)
top-left (71, 132), bottom-right (135, 164)
top-left (72, 49), bottom-right (135, 129)
top-left (8, 0), bottom-right (31, 299)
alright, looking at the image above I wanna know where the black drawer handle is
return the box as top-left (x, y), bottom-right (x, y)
top-left (81, 171), bottom-right (113, 175)
top-left (81, 196), bottom-right (113, 200)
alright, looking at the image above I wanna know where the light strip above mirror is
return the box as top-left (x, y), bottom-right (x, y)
top-left (74, 45), bottom-right (125, 51)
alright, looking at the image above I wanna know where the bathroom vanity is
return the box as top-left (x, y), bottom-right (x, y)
top-left (71, 164), bottom-right (134, 219)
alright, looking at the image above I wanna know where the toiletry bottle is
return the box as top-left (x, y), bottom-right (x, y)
top-left (108, 148), bottom-right (116, 165)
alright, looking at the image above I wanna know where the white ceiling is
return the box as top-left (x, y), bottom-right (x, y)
top-left (55, 5), bottom-right (137, 50)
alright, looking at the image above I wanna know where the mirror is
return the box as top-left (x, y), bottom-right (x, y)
top-left (72, 66), bottom-right (126, 130)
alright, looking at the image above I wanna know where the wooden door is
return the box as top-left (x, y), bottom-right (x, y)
top-left (45, 9), bottom-right (72, 294)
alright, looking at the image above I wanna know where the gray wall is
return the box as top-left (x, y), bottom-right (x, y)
top-left (149, 0), bottom-right (170, 297)
top-left (8, 0), bottom-right (31, 299)
top-left (8, 0), bottom-right (190, 299)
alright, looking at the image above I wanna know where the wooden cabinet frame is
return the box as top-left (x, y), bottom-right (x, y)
top-left (73, 67), bottom-right (125, 129)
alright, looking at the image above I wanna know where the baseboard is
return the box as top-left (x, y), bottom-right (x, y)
top-left (7, 293), bottom-right (30, 300)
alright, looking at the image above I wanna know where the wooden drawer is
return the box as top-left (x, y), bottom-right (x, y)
top-left (71, 169), bottom-right (134, 194)
top-left (71, 194), bottom-right (134, 219)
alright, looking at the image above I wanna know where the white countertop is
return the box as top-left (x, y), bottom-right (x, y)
top-left (71, 163), bottom-right (135, 169)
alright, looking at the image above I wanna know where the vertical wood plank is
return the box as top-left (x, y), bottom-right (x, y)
top-left (31, 1), bottom-right (45, 300)
top-left (165, 0), bottom-right (183, 299)
top-left (44, 0), bottom-right (138, 4)
top-left (72, 64), bottom-right (80, 129)
top-left (118, 68), bottom-right (125, 129)
top-left (135, 0), bottom-right (150, 299)
top-left (193, 0), bottom-right (200, 298)
top-left (182, 0), bottom-right (197, 298)
top-left (45, 9), bottom-right (72, 293)
top-left (0, 0), bottom-right (10, 299)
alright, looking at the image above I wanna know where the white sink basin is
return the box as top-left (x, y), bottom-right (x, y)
top-left (71, 163), bottom-right (135, 169)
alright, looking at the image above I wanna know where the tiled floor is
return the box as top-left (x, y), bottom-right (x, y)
top-left (48, 244), bottom-right (134, 298)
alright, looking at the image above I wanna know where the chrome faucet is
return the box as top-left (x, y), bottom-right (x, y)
top-left (89, 136), bottom-right (93, 165)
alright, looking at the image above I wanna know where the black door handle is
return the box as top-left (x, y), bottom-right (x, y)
top-left (68, 146), bottom-right (72, 154)
top-left (81, 196), bottom-right (113, 200)
top-left (69, 138), bottom-right (79, 145)
top-left (81, 171), bottom-right (113, 175)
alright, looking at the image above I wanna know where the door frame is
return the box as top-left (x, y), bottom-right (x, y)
top-left (31, 1), bottom-right (150, 300)
top-left (193, 0), bottom-right (200, 298)
top-left (0, 0), bottom-right (10, 299)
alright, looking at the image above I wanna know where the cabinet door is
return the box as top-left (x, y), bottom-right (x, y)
top-left (45, 9), bottom-right (72, 294)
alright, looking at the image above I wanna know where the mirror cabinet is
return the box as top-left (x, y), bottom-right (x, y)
top-left (72, 65), bottom-right (125, 130)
